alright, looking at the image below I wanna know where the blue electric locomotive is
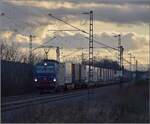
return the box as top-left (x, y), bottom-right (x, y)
top-left (33, 59), bottom-right (59, 90)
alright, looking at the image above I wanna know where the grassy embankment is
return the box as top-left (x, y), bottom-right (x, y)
top-left (3, 80), bottom-right (149, 123)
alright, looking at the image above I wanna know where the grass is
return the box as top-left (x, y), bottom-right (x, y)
top-left (115, 80), bottom-right (149, 122)
top-left (2, 80), bottom-right (149, 123)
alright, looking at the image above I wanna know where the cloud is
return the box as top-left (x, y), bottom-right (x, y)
top-left (41, 32), bottom-right (148, 51)
top-left (0, 0), bottom-right (149, 64)
top-left (1, 0), bottom-right (149, 26)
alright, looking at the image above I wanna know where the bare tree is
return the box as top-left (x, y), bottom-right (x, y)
top-left (0, 41), bottom-right (44, 64)
top-left (1, 41), bottom-right (18, 61)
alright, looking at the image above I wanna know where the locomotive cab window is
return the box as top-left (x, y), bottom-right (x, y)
top-left (36, 65), bottom-right (55, 73)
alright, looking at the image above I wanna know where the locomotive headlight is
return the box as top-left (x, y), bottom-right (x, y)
top-left (44, 62), bottom-right (47, 66)
top-left (53, 78), bottom-right (56, 82)
top-left (34, 78), bottom-right (38, 82)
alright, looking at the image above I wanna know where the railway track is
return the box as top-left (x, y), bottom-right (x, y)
top-left (1, 91), bottom-right (87, 112)
top-left (1, 81), bottom-right (131, 112)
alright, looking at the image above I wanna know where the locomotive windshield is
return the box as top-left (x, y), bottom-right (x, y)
top-left (36, 65), bottom-right (55, 74)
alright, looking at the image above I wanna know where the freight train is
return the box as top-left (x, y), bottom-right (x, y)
top-left (33, 59), bottom-right (127, 91)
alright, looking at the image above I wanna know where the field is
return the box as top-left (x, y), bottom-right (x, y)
top-left (2, 81), bottom-right (149, 123)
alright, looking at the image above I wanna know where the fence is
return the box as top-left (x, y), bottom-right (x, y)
top-left (1, 60), bottom-right (36, 96)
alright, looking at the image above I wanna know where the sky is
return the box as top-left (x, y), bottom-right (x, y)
top-left (0, 0), bottom-right (149, 69)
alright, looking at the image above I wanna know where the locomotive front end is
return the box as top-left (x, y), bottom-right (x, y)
top-left (33, 60), bottom-right (58, 90)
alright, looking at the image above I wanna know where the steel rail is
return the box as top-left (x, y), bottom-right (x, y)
top-left (1, 91), bottom-right (86, 112)
top-left (1, 81), bottom-right (131, 112)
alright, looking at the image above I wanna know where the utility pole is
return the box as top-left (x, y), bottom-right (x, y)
top-left (133, 56), bottom-right (136, 79)
top-left (128, 53), bottom-right (132, 79)
top-left (29, 35), bottom-right (36, 64)
top-left (89, 10), bottom-right (94, 83)
top-left (136, 60), bottom-right (138, 80)
top-left (81, 48), bottom-right (84, 64)
top-left (118, 34), bottom-right (124, 75)
top-left (56, 47), bottom-right (60, 62)
top-left (131, 56), bottom-right (136, 81)
top-left (114, 34), bottom-right (124, 80)
top-left (132, 56), bottom-right (136, 71)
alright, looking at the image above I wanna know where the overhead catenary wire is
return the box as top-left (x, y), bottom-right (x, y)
top-left (45, 13), bottom-right (127, 66)
top-left (48, 13), bottom-right (88, 34)
top-left (2, 12), bottom-right (145, 70)
top-left (84, 37), bottom-right (118, 51)
top-left (62, 49), bottom-right (81, 58)
top-left (48, 13), bottom-right (118, 51)
top-left (2, 12), bottom-right (118, 58)
top-left (32, 36), bottom-right (56, 51)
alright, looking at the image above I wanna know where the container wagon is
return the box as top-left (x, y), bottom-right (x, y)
top-left (33, 59), bottom-right (122, 92)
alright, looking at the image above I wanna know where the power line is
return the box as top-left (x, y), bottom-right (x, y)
top-left (84, 37), bottom-right (118, 51)
top-left (62, 49), bottom-right (81, 58)
top-left (48, 13), bottom-right (88, 34)
top-left (32, 36), bottom-right (56, 51)
top-left (48, 13), bottom-right (118, 51)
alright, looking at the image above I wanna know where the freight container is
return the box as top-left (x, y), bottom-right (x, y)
top-left (72, 64), bottom-right (80, 83)
top-left (101, 68), bottom-right (104, 81)
top-left (85, 65), bottom-right (89, 83)
top-left (64, 63), bottom-right (75, 89)
top-left (80, 64), bottom-right (86, 83)
top-left (97, 68), bottom-right (100, 81)
top-left (64, 63), bottom-right (72, 84)
top-left (103, 68), bottom-right (107, 81)
top-left (107, 69), bottom-right (109, 80)
top-left (112, 69), bottom-right (115, 80)
top-left (93, 67), bottom-right (98, 82)
top-left (57, 63), bottom-right (65, 87)
top-left (108, 69), bottom-right (110, 80)
top-left (111, 69), bottom-right (115, 80)
top-left (109, 69), bottom-right (112, 80)
top-left (105, 69), bottom-right (108, 80)
top-left (99, 68), bottom-right (103, 81)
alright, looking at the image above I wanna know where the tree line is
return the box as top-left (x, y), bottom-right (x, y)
top-left (0, 41), bottom-right (44, 64)
top-left (1, 41), bottom-right (121, 70)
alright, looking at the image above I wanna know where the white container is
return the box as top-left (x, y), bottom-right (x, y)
top-left (97, 68), bottom-right (100, 81)
top-left (57, 63), bottom-right (65, 86)
top-left (103, 68), bottom-right (107, 81)
top-left (108, 69), bottom-right (110, 80)
top-left (109, 69), bottom-right (112, 79)
top-left (93, 67), bottom-right (98, 82)
top-left (74, 64), bottom-right (80, 82)
top-left (99, 68), bottom-right (103, 81)
top-left (80, 65), bottom-right (86, 82)
top-left (112, 69), bottom-right (115, 79)
top-left (85, 65), bottom-right (89, 83)
top-left (64, 63), bottom-right (72, 84)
